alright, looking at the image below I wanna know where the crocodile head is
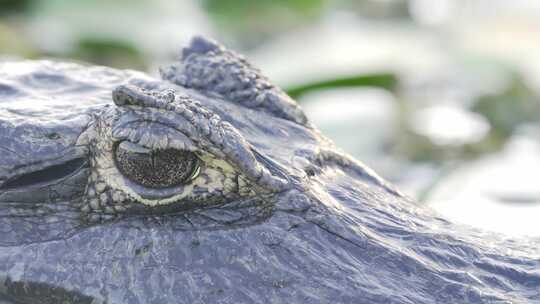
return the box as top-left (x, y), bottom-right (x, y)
top-left (0, 37), bottom-right (538, 304)
top-left (0, 37), bottom-right (339, 232)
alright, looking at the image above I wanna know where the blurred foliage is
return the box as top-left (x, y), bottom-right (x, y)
top-left (68, 37), bottom-right (146, 70)
top-left (0, 22), bottom-right (35, 58)
top-left (201, 0), bottom-right (327, 47)
top-left (337, 0), bottom-right (410, 19)
top-left (395, 73), bottom-right (540, 165)
top-left (0, 0), bottom-right (32, 14)
top-left (473, 75), bottom-right (540, 139)
top-left (393, 111), bottom-right (467, 164)
top-left (32, 0), bottom-right (146, 9)
top-left (395, 127), bottom-right (503, 164)
top-left (286, 73), bottom-right (398, 99)
top-left (0, 0), bottom-right (151, 68)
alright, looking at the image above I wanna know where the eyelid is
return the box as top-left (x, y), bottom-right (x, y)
top-left (111, 95), bottom-right (289, 192)
top-left (112, 120), bottom-right (199, 152)
top-left (118, 141), bottom-right (151, 154)
top-left (113, 105), bottom-right (197, 136)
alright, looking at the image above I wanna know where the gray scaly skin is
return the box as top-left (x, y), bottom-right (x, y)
top-left (0, 37), bottom-right (539, 304)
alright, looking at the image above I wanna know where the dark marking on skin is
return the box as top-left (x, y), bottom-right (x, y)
top-left (1, 158), bottom-right (86, 190)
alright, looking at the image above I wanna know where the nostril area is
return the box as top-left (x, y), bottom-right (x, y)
top-left (305, 168), bottom-right (316, 177)
top-left (303, 165), bottom-right (321, 178)
top-left (46, 132), bottom-right (61, 140)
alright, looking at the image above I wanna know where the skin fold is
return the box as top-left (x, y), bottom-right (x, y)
top-left (0, 37), bottom-right (538, 304)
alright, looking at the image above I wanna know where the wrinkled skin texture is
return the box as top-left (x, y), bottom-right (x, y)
top-left (0, 37), bottom-right (539, 304)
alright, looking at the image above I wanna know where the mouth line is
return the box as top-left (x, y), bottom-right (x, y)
top-left (119, 195), bottom-right (274, 225)
top-left (123, 198), bottom-right (218, 215)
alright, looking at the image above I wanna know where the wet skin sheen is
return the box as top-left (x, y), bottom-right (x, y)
top-left (0, 37), bottom-right (539, 304)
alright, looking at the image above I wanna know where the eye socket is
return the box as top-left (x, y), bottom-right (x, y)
top-left (114, 141), bottom-right (200, 189)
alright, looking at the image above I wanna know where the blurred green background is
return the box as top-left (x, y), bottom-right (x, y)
top-left (1, 0), bottom-right (540, 237)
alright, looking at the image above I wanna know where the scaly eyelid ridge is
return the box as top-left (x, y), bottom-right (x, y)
top-left (111, 85), bottom-right (290, 192)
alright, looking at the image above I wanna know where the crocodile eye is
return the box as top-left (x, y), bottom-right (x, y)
top-left (114, 141), bottom-right (200, 189)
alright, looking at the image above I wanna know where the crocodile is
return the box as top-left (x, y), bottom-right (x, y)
top-left (0, 36), bottom-right (538, 304)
